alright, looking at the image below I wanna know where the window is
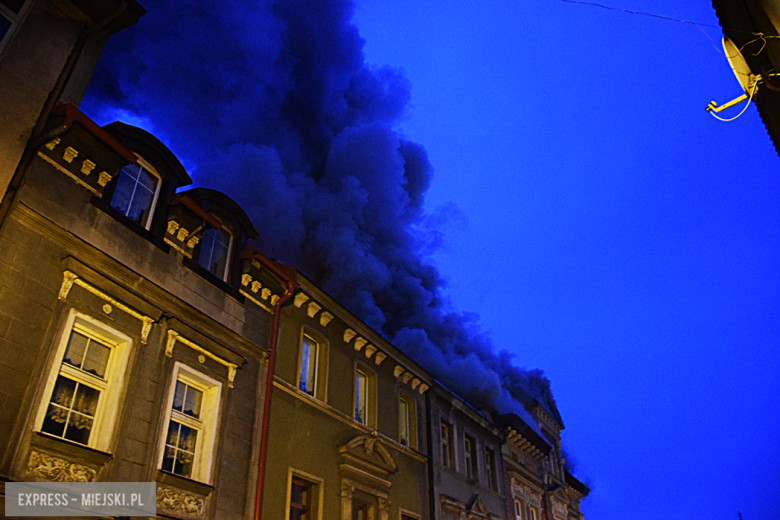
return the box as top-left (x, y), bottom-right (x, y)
top-left (159, 363), bottom-right (221, 483)
top-left (109, 158), bottom-right (161, 229)
top-left (290, 477), bottom-right (316, 520)
top-left (40, 328), bottom-right (110, 445)
top-left (441, 420), bottom-right (453, 467)
top-left (355, 368), bottom-right (368, 424)
top-left (399, 395), bottom-right (412, 446)
top-left (351, 499), bottom-right (368, 520)
top-left (514, 500), bottom-right (524, 520)
top-left (298, 335), bottom-right (318, 396)
top-left (529, 507), bottom-right (538, 520)
top-left (464, 434), bottom-right (477, 480)
top-left (35, 311), bottom-right (132, 452)
top-left (485, 447), bottom-right (498, 491)
top-left (0, 0), bottom-right (26, 52)
top-left (197, 226), bottom-right (233, 281)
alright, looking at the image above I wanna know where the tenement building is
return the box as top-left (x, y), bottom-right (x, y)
top-left (0, 0), bottom-right (589, 519)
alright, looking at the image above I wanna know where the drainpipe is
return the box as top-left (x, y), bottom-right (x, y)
top-left (0, 1), bottom-right (132, 225)
top-left (425, 388), bottom-right (436, 520)
top-left (251, 251), bottom-right (298, 520)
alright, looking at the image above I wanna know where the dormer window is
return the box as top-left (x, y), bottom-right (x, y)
top-left (198, 225), bottom-right (233, 281)
top-left (110, 158), bottom-right (161, 230)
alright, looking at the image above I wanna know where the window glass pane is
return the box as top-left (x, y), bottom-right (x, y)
top-left (173, 381), bottom-right (186, 412)
top-left (110, 164), bottom-right (158, 227)
top-left (355, 371), bottom-right (367, 423)
top-left (41, 376), bottom-right (76, 437)
top-left (41, 377), bottom-right (99, 445)
top-left (183, 385), bottom-right (203, 418)
top-left (63, 331), bottom-right (88, 368)
top-left (0, 0), bottom-right (25, 15)
top-left (82, 341), bottom-right (110, 378)
top-left (198, 228), bottom-right (231, 279)
top-left (299, 336), bottom-right (317, 395)
top-left (0, 14), bottom-right (11, 41)
top-left (399, 398), bottom-right (409, 446)
top-left (163, 420), bottom-right (198, 478)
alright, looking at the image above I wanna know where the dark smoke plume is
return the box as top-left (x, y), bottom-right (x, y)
top-left (82, 0), bottom-right (559, 430)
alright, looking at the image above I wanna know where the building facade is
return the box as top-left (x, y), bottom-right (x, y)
top-left (261, 273), bottom-right (434, 520)
top-left (427, 383), bottom-right (506, 520)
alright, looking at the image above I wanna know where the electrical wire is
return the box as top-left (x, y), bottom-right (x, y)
top-left (709, 78), bottom-right (759, 122)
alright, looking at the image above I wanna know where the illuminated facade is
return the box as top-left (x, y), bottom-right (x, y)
top-left (0, 1), bottom-right (589, 519)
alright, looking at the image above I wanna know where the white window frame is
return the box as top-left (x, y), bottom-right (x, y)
top-left (0, 0), bottom-right (31, 57)
top-left (464, 434), bottom-right (476, 480)
top-left (111, 155), bottom-right (162, 230)
top-left (157, 362), bottom-right (222, 484)
top-left (34, 310), bottom-right (132, 452)
top-left (198, 223), bottom-right (234, 281)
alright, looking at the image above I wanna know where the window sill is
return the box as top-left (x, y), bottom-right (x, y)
top-left (156, 470), bottom-right (213, 497)
top-left (182, 256), bottom-right (245, 302)
top-left (31, 432), bottom-right (113, 467)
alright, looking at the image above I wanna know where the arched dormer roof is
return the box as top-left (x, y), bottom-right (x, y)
top-left (177, 187), bottom-right (258, 240)
top-left (102, 122), bottom-right (191, 189)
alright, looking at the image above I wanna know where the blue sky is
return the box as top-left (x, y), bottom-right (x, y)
top-left (81, 1), bottom-right (779, 518)
top-left (352, 1), bottom-right (780, 519)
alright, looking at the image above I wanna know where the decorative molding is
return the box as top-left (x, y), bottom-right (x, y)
top-left (306, 301), bottom-right (322, 318)
top-left (400, 372), bottom-right (413, 384)
top-left (156, 486), bottom-right (205, 517)
top-left (354, 337), bottom-right (367, 351)
top-left (294, 293), bottom-right (309, 308)
top-left (58, 270), bottom-right (154, 344)
top-left (393, 366), bottom-right (404, 378)
top-left (319, 311), bottom-right (334, 327)
top-left (240, 289), bottom-right (273, 314)
top-left (364, 344), bottom-right (377, 358)
top-left (418, 383), bottom-right (429, 394)
top-left (165, 330), bottom-right (238, 388)
top-left (345, 432), bottom-right (398, 471)
top-left (410, 378), bottom-right (420, 390)
top-left (343, 329), bottom-right (357, 343)
top-left (340, 482), bottom-right (355, 498)
top-left (38, 152), bottom-right (100, 196)
top-left (63, 147), bottom-right (78, 163)
top-left (27, 451), bottom-right (96, 482)
top-left (374, 352), bottom-right (387, 365)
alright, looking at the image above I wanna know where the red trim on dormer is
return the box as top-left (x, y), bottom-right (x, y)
top-left (169, 194), bottom-right (223, 230)
top-left (51, 104), bottom-right (138, 164)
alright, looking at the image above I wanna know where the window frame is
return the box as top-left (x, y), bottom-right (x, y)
top-left (297, 333), bottom-right (319, 397)
top-left (514, 500), bottom-right (524, 520)
top-left (197, 223), bottom-right (234, 282)
top-left (108, 156), bottom-right (162, 231)
top-left (157, 362), bottom-right (222, 484)
top-left (441, 420), bottom-right (453, 468)
top-left (485, 446), bottom-right (498, 491)
top-left (355, 368), bottom-right (369, 425)
top-left (285, 468), bottom-right (323, 520)
top-left (353, 363), bottom-right (376, 427)
top-left (0, 0), bottom-right (30, 57)
top-left (464, 433), bottom-right (477, 480)
top-left (34, 310), bottom-right (132, 453)
top-left (398, 393), bottom-right (417, 448)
